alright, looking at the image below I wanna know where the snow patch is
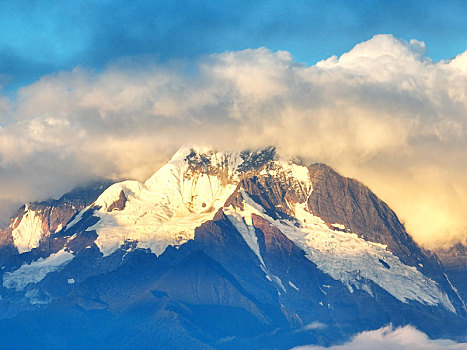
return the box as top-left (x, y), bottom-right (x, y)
top-left (225, 202), bottom-right (290, 293)
top-left (444, 273), bottom-right (467, 311)
top-left (3, 249), bottom-right (74, 291)
top-left (331, 223), bottom-right (346, 230)
top-left (278, 161), bottom-right (311, 186)
top-left (270, 274), bottom-right (286, 292)
top-left (11, 205), bottom-right (45, 253)
top-left (259, 161), bottom-right (312, 197)
top-left (225, 205), bottom-right (265, 266)
top-left (64, 208), bottom-right (87, 231)
top-left (289, 281), bottom-right (300, 291)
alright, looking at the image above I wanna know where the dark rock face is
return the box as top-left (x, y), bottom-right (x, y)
top-left (305, 164), bottom-right (461, 308)
top-left (307, 164), bottom-right (437, 268)
top-left (107, 190), bottom-right (127, 212)
top-left (237, 147), bottom-right (276, 173)
top-left (436, 243), bottom-right (467, 269)
top-left (434, 244), bottom-right (467, 302)
top-left (238, 163), bottom-right (309, 219)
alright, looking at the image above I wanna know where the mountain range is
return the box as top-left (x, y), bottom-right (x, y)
top-left (0, 146), bottom-right (465, 349)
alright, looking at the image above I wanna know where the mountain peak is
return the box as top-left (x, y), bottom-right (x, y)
top-left (238, 146), bottom-right (277, 173)
top-left (62, 146), bottom-right (303, 258)
top-left (169, 144), bottom-right (218, 163)
top-left (169, 144), bottom-right (277, 174)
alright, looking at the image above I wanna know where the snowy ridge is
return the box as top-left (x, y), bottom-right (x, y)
top-left (226, 209), bottom-right (265, 266)
top-left (80, 146), bottom-right (246, 256)
top-left (68, 146), bottom-right (311, 259)
top-left (225, 161), bottom-right (312, 293)
top-left (11, 205), bottom-right (45, 253)
top-left (228, 190), bottom-right (455, 312)
top-left (93, 180), bottom-right (143, 211)
top-left (225, 207), bottom-right (288, 293)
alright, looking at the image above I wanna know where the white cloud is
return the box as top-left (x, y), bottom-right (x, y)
top-left (292, 325), bottom-right (467, 350)
top-left (0, 34), bottom-right (466, 248)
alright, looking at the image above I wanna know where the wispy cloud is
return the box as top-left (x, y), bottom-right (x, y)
top-left (292, 325), bottom-right (467, 350)
top-left (0, 34), bottom-right (466, 248)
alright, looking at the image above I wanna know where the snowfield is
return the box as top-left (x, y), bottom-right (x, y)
top-left (3, 249), bottom-right (74, 291)
top-left (226, 189), bottom-right (454, 312)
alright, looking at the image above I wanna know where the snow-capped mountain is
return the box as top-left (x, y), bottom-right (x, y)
top-left (0, 182), bottom-right (111, 257)
top-left (0, 181), bottom-right (112, 260)
top-left (0, 146), bottom-right (465, 349)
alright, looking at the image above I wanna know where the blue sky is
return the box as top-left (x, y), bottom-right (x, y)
top-left (1, 0), bottom-right (467, 94)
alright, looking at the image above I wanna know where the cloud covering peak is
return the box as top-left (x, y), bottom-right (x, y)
top-left (0, 34), bottom-right (466, 248)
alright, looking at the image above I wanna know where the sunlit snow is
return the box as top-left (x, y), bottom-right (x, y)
top-left (11, 205), bottom-right (45, 253)
top-left (85, 146), bottom-right (243, 256)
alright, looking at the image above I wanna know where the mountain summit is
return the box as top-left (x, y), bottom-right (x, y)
top-left (0, 146), bottom-right (465, 349)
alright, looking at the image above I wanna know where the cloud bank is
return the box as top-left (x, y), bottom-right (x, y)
top-left (293, 325), bottom-right (467, 350)
top-left (0, 34), bottom-right (466, 248)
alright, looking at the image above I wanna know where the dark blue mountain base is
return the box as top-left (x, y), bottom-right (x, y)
top-left (0, 211), bottom-right (465, 349)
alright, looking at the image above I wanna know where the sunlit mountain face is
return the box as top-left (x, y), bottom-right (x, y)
top-left (0, 146), bottom-right (465, 349)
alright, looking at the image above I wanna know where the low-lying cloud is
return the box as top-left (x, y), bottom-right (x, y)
top-left (292, 325), bottom-right (467, 350)
top-left (0, 34), bottom-right (466, 248)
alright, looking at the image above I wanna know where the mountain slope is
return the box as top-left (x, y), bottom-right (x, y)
top-left (0, 146), bottom-right (465, 349)
top-left (0, 182), bottom-right (112, 257)
top-left (435, 244), bottom-right (467, 302)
